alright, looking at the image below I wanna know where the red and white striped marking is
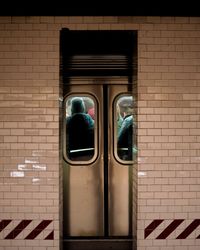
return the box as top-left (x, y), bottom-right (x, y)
top-left (145, 219), bottom-right (200, 239)
top-left (2, 218), bottom-right (199, 240)
top-left (0, 220), bottom-right (54, 240)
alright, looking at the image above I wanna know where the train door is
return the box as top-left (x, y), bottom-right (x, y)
top-left (63, 80), bottom-right (137, 250)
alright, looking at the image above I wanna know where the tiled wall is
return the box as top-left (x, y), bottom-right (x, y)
top-left (0, 16), bottom-right (200, 250)
top-left (137, 17), bottom-right (200, 250)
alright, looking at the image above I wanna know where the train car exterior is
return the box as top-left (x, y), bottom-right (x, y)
top-left (0, 16), bottom-right (200, 250)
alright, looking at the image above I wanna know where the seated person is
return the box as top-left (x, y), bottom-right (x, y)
top-left (66, 97), bottom-right (94, 154)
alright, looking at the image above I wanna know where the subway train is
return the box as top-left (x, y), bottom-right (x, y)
top-left (61, 29), bottom-right (138, 250)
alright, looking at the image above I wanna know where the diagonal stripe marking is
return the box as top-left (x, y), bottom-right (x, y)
top-left (176, 219), bottom-right (200, 239)
top-left (156, 219), bottom-right (184, 239)
top-left (5, 220), bottom-right (32, 239)
top-left (144, 219), bottom-right (164, 239)
top-left (0, 220), bottom-right (12, 233)
top-left (197, 234), bottom-right (200, 239)
top-left (25, 220), bottom-right (52, 240)
top-left (45, 230), bottom-right (54, 240)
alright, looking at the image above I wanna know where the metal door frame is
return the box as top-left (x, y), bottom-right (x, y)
top-left (62, 79), bottom-right (137, 250)
top-left (60, 29), bottom-right (138, 250)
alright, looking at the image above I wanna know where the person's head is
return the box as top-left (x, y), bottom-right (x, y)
top-left (88, 107), bottom-right (95, 119)
top-left (83, 97), bottom-right (94, 113)
top-left (118, 96), bottom-right (135, 117)
top-left (71, 97), bottom-right (86, 115)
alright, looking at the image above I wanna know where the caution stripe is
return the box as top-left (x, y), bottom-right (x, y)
top-left (45, 230), bottom-right (54, 240)
top-left (25, 220), bottom-right (52, 240)
top-left (144, 219), bottom-right (164, 239)
top-left (156, 219), bottom-right (184, 239)
top-left (5, 220), bottom-right (32, 239)
top-left (0, 219), bottom-right (54, 240)
top-left (176, 219), bottom-right (200, 239)
top-left (0, 220), bottom-right (12, 233)
top-left (145, 219), bottom-right (200, 239)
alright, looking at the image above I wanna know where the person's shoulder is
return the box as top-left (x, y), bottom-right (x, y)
top-left (125, 115), bottom-right (133, 122)
top-left (123, 115), bottom-right (132, 124)
top-left (84, 113), bottom-right (94, 124)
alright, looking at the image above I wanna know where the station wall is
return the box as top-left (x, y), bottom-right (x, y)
top-left (0, 16), bottom-right (200, 250)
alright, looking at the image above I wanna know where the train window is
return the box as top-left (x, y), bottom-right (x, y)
top-left (64, 95), bottom-right (97, 163)
top-left (115, 95), bottom-right (137, 163)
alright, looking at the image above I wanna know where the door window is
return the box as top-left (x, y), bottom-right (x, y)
top-left (64, 95), bottom-right (97, 163)
top-left (114, 95), bottom-right (137, 162)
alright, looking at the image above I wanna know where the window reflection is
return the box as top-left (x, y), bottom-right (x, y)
top-left (116, 95), bottom-right (137, 161)
top-left (66, 96), bottom-right (95, 161)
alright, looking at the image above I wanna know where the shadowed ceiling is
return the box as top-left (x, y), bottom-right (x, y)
top-left (1, 2), bottom-right (200, 16)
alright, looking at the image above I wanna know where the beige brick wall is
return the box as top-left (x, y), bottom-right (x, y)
top-left (137, 17), bottom-right (200, 250)
top-left (0, 16), bottom-right (200, 250)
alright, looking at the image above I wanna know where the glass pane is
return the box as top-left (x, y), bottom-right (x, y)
top-left (116, 95), bottom-right (137, 161)
top-left (65, 96), bottom-right (95, 161)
